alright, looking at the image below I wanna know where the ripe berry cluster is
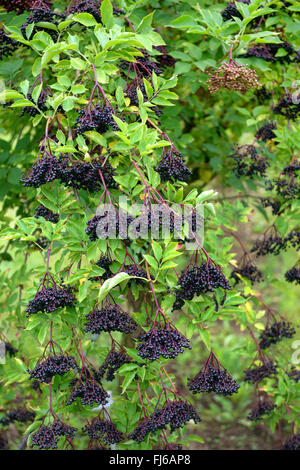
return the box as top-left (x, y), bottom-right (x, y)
top-left (173, 263), bottom-right (231, 310)
top-left (231, 263), bottom-right (263, 284)
top-left (247, 399), bottom-right (276, 421)
top-left (229, 145), bottom-right (270, 179)
top-left (0, 409), bottom-right (35, 426)
top-left (221, 0), bottom-right (250, 21)
top-left (21, 156), bottom-right (60, 187)
top-left (136, 324), bottom-right (191, 361)
top-left (21, 6), bottom-right (64, 40)
top-left (26, 283), bottom-right (76, 316)
top-left (273, 92), bottom-right (300, 120)
top-left (187, 364), bottom-right (239, 396)
top-left (57, 156), bottom-right (116, 192)
top-left (285, 266), bottom-right (300, 284)
top-left (67, 376), bottom-right (108, 407)
top-left (129, 400), bottom-right (201, 442)
top-left (75, 105), bottom-right (120, 135)
top-left (69, 0), bottom-right (102, 23)
top-left (28, 355), bottom-right (77, 383)
top-left (259, 321), bottom-right (296, 349)
top-left (256, 122), bottom-right (277, 142)
top-left (0, 0), bottom-right (35, 14)
top-left (155, 150), bottom-right (192, 183)
top-left (86, 211), bottom-right (133, 241)
top-left (281, 434), bottom-right (300, 451)
top-left (154, 45), bottom-right (177, 69)
top-left (97, 350), bottom-right (131, 381)
top-left (82, 419), bottom-right (123, 444)
top-left (243, 42), bottom-right (296, 63)
top-left (84, 305), bottom-right (137, 335)
top-left (255, 86), bottom-right (272, 105)
top-left (31, 421), bottom-right (77, 450)
top-left (35, 205), bottom-right (59, 223)
top-left (124, 264), bottom-right (148, 284)
top-left (243, 361), bottom-right (278, 384)
top-left (89, 256), bottom-right (113, 282)
top-left (0, 28), bottom-right (19, 60)
top-left (20, 90), bottom-right (48, 117)
top-left (261, 198), bottom-right (281, 215)
top-left (250, 234), bottom-right (286, 257)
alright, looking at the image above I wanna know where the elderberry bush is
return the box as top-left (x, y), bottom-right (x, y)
top-left (136, 324), bottom-right (191, 361)
top-left (243, 361), bottom-right (278, 384)
top-left (69, 0), bottom-right (102, 23)
top-left (221, 0), bottom-right (250, 21)
top-left (247, 399), bottom-right (276, 421)
top-left (259, 321), bottom-right (296, 349)
top-left (26, 284), bottom-right (76, 316)
top-left (82, 419), bottom-right (123, 444)
top-left (31, 421), bottom-right (77, 450)
top-left (34, 205), bottom-right (59, 223)
top-left (84, 305), bottom-right (137, 334)
top-left (187, 365), bottom-right (239, 396)
top-left (21, 7), bottom-right (64, 40)
top-left (155, 150), bottom-right (192, 183)
top-left (28, 355), bottom-right (77, 383)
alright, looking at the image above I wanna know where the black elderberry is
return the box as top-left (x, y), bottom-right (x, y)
top-left (243, 360), bottom-right (278, 384)
top-left (259, 321), bottom-right (296, 349)
top-left (67, 376), bottom-right (109, 407)
top-left (243, 42), bottom-right (296, 63)
top-left (75, 105), bottom-right (120, 135)
top-left (89, 256), bottom-right (113, 282)
top-left (124, 264), bottom-right (148, 285)
top-left (26, 283), bottom-right (76, 316)
top-left (261, 198), bottom-right (282, 215)
top-left (173, 263), bottom-right (231, 310)
top-left (136, 324), bottom-right (191, 361)
top-left (57, 156), bottom-right (116, 193)
top-left (281, 434), bottom-right (300, 450)
top-left (82, 419), bottom-right (123, 444)
top-left (154, 45), bottom-right (177, 69)
top-left (0, 28), bottom-right (19, 60)
top-left (69, 0), bottom-right (102, 23)
top-left (155, 150), bottom-right (192, 183)
top-left (31, 421), bottom-right (77, 450)
top-left (273, 93), bottom-right (300, 121)
top-left (229, 145), bottom-right (270, 179)
top-left (121, 50), bottom-right (161, 78)
top-left (231, 263), bottom-right (263, 284)
top-left (84, 305), bottom-right (137, 335)
top-left (0, 0), bottom-right (35, 14)
top-left (20, 90), bottom-right (48, 117)
top-left (35, 205), bottom-right (59, 223)
top-left (128, 418), bottom-right (153, 443)
top-left (86, 210), bottom-right (133, 241)
top-left (221, 0), bottom-right (250, 21)
top-left (21, 156), bottom-right (60, 188)
top-left (28, 355), bottom-right (77, 383)
top-left (21, 6), bottom-right (64, 41)
top-left (97, 350), bottom-right (131, 381)
top-left (247, 398), bottom-right (276, 421)
top-left (285, 266), bottom-right (300, 284)
top-left (250, 234), bottom-right (286, 257)
top-left (0, 408), bottom-right (35, 426)
top-left (256, 122), bottom-right (277, 142)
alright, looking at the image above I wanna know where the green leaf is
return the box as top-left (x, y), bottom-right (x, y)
top-left (100, 0), bottom-right (114, 29)
top-left (72, 13), bottom-right (97, 27)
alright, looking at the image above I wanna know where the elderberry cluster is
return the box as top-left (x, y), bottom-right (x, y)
top-left (121, 50), bottom-right (161, 78)
top-left (231, 264), bottom-right (263, 284)
top-left (221, 0), bottom-right (250, 21)
top-left (35, 205), bottom-right (59, 223)
top-left (0, 28), bottom-right (19, 60)
top-left (57, 156), bottom-right (116, 192)
top-left (136, 325), bottom-right (191, 361)
top-left (154, 45), bottom-right (177, 69)
top-left (21, 156), bottom-right (60, 187)
top-left (28, 355), bottom-right (77, 383)
top-left (250, 234), bottom-right (286, 257)
top-left (67, 377), bottom-right (108, 407)
top-left (243, 42), bottom-right (296, 63)
top-left (69, 0), bottom-right (102, 23)
top-left (229, 145), bottom-right (270, 179)
top-left (255, 87), bottom-right (272, 105)
top-left (259, 321), bottom-right (296, 349)
top-left (261, 198), bottom-right (281, 215)
top-left (256, 122), bottom-right (277, 142)
top-left (21, 7), bottom-right (64, 40)
top-left (97, 350), bottom-right (131, 382)
top-left (155, 150), bottom-right (192, 183)
top-left (20, 90), bottom-right (48, 117)
top-left (247, 399), bottom-right (276, 421)
top-left (173, 263), bottom-right (231, 310)
top-left (0, 409), bottom-right (35, 426)
top-left (243, 361), bottom-right (278, 384)
top-left (86, 211), bottom-right (133, 241)
top-left (285, 266), bottom-right (300, 284)
top-left (273, 93), bottom-right (300, 120)
top-left (124, 264), bottom-right (148, 284)
top-left (84, 305), bottom-right (137, 335)
top-left (0, 0), bottom-right (34, 14)
top-left (31, 421), bottom-right (77, 450)
top-left (281, 434), bottom-right (300, 451)
top-left (82, 419), bottom-right (123, 444)
top-left (26, 284), bottom-right (76, 316)
top-left (188, 365), bottom-right (239, 396)
top-left (75, 105), bottom-right (120, 135)
top-left (89, 256), bottom-right (113, 282)
top-left (129, 400), bottom-right (201, 442)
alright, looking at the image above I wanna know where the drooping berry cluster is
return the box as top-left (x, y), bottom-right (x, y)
top-left (129, 400), bottom-right (201, 442)
top-left (97, 350), bottom-right (131, 381)
top-left (75, 105), bottom-right (120, 135)
top-left (250, 234), bottom-right (286, 257)
top-left (207, 59), bottom-right (261, 94)
top-left (259, 321), bottom-right (296, 349)
top-left (20, 90), bottom-right (48, 117)
top-left (281, 434), bottom-right (300, 451)
top-left (261, 198), bottom-right (281, 215)
top-left (0, 409), bottom-right (35, 426)
top-left (82, 419), bottom-right (123, 444)
top-left (229, 145), bottom-right (270, 179)
top-left (28, 355), bottom-right (77, 383)
top-left (21, 156), bottom-right (60, 188)
top-left (285, 266), bottom-right (300, 284)
top-left (273, 92), bottom-right (300, 120)
top-left (0, 27), bottom-right (19, 60)
top-left (86, 210), bottom-right (133, 241)
top-left (173, 263), bottom-right (231, 310)
top-left (243, 42), bottom-right (296, 63)
top-left (256, 122), bottom-right (277, 142)
top-left (21, 5), bottom-right (64, 40)
top-left (35, 205), bottom-right (59, 223)
top-left (26, 282), bottom-right (76, 316)
top-left (69, 0), bottom-right (102, 23)
top-left (31, 421), bottom-right (77, 450)
top-left (247, 398), bottom-right (276, 421)
top-left (67, 374), bottom-right (108, 407)
top-left (221, 0), bottom-right (250, 21)
top-left (89, 256), bottom-right (113, 282)
top-left (57, 156), bottom-right (116, 192)
top-left (136, 323), bottom-right (191, 361)
top-left (231, 263), bottom-right (263, 284)
top-left (155, 149), bottom-right (192, 183)
top-left (187, 351), bottom-right (239, 396)
top-left (84, 305), bottom-right (137, 335)
top-left (243, 360), bottom-right (278, 384)
top-left (124, 264), bottom-right (148, 284)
